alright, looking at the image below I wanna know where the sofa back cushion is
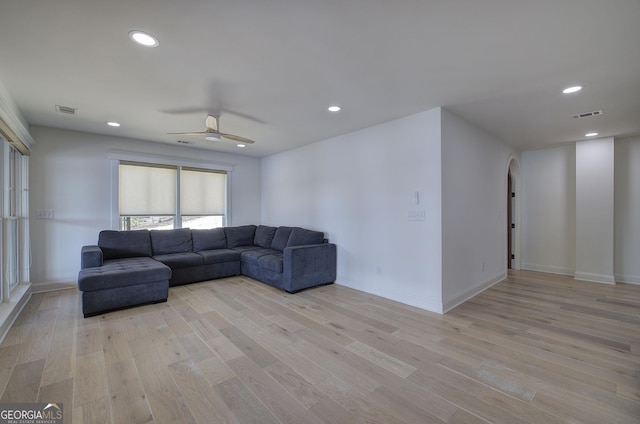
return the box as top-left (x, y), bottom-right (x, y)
top-left (150, 228), bottom-right (193, 255)
top-left (287, 227), bottom-right (325, 247)
top-left (254, 225), bottom-right (277, 249)
top-left (191, 228), bottom-right (227, 252)
top-left (225, 225), bottom-right (257, 248)
top-left (98, 230), bottom-right (152, 260)
top-left (270, 226), bottom-right (293, 251)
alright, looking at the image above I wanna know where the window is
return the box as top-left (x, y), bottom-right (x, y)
top-left (179, 167), bottom-right (227, 229)
top-left (1, 140), bottom-right (29, 300)
top-left (119, 162), bottom-right (177, 230)
top-left (116, 157), bottom-right (229, 231)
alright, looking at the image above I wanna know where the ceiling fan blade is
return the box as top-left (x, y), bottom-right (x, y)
top-left (219, 132), bottom-right (255, 144)
top-left (205, 115), bottom-right (219, 132)
top-left (167, 131), bottom-right (207, 135)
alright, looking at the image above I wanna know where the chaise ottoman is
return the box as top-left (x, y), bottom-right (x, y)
top-left (77, 255), bottom-right (171, 317)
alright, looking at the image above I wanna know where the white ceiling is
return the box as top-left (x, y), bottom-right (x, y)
top-left (0, 0), bottom-right (639, 157)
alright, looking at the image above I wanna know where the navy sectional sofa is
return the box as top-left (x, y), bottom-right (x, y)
top-left (78, 225), bottom-right (337, 317)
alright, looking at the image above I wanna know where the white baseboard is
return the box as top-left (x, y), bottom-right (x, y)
top-left (614, 273), bottom-right (640, 285)
top-left (574, 272), bottom-right (615, 285)
top-left (442, 272), bottom-right (506, 314)
top-left (30, 281), bottom-right (77, 293)
top-left (0, 283), bottom-right (31, 345)
top-left (336, 281), bottom-right (444, 314)
top-left (521, 263), bottom-right (574, 276)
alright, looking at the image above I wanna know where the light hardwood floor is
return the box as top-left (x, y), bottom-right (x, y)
top-left (0, 270), bottom-right (638, 423)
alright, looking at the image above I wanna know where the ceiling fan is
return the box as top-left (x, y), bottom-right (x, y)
top-left (167, 114), bottom-right (255, 144)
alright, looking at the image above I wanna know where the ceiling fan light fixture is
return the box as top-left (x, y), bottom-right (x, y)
top-left (129, 30), bottom-right (159, 47)
top-left (237, 143), bottom-right (246, 148)
top-left (205, 133), bottom-right (221, 141)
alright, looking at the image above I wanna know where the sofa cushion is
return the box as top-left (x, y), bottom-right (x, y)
top-left (231, 246), bottom-right (261, 253)
top-left (225, 225), bottom-right (257, 248)
top-left (150, 229), bottom-right (193, 255)
top-left (287, 227), bottom-right (325, 247)
top-left (78, 257), bottom-right (170, 291)
top-left (153, 252), bottom-right (204, 269)
top-left (254, 225), bottom-right (277, 249)
top-left (270, 226), bottom-right (293, 251)
top-left (240, 248), bottom-right (281, 264)
top-left (198, 249), bottom-right (240, 265)
top-left (98, 230), bottom-right (152, 260)
top-left (192, 228), bottom-right (226, 252)
top-left (257, 254), bottom-right (284, 273)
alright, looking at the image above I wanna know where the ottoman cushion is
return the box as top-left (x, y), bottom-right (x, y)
top-left (78, 257), bottom-right (171, 292)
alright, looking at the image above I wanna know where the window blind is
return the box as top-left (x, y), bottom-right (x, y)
top-left (119, 163), bottom-right (177, 215)
top-left (180, 168), bottom-right (226, 215)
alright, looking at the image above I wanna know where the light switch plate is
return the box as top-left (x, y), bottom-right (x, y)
top-left (408, 210), bottom-right (425, 221)
top-left (35, 209), bottom-right (54, 219)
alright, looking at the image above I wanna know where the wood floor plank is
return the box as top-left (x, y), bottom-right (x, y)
top-left (40, 327), bottom-right (75, 388)
top-left (15, 308), bottom-right (57, 364)
top-left (309, 397), bottom-right (363, 424)
top-left (0, 343), bottom-right (20, 396)
top-left (314, 375), bottom-right (406, 424)
top-left (146, 384), bottom-right (197, 424)
top-left (39, 377), bottom-right (73, 424)
top-left (345, 339), bottom-right (418, 378)
top-left (73, 350), bottom-right (108, 407)
top-left (169, 358), bottom-right (239, 424)
top-left (218, 324), bottom-right (279, 368)
top-left (0, 358), bottom-right (45, 403)
top-left (73, 396), bottom-right (111, 424)
top-left (195, 355), bottom-right (235, 387)
top-left (105, 358), bottom-right (154, 424)
top-left (213, 377), bottom-right (281, 424)
top-left (0, 270), bottom-right (638, 424)
top-left (264, 360), bottom-right (326, 408)
top-left (227, 355), bottom-right (326, 424)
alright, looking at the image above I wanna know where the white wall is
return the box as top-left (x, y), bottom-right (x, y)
top-left (521, 137), bottom-right (639, 285)
top-left (521, 145), bottom-right (576, 275)
top-left (262, 108), bottom-right (444, 312)
top-left (29, 126), bottom-right (261, 288)
top-left (575, 137), bottom-right (615, 284)
top-left (440, 109), bottom-right (516, 311)
top-left (615, 136), bottom-right (640, 284)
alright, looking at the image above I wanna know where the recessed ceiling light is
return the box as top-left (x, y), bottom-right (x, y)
top-left (585, 132), bottom-right (599, 137)
top-left (129, 30), bottom-right (159, 47)
top-left (562, 85), bottom-right (582, 94)
top-left (106, 121), bottom-right (121, 127)
top-left (328, 105), bottom-right (341, 112)
top-left (237, 143), bottom-right (246, 148)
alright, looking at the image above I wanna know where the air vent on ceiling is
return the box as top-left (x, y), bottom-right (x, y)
top-left (176, 140), bottom-right (195, 145)
top-left (55, 104), bottom-right (77, 115)
top-left (572, 109), bottom-right (603, 119)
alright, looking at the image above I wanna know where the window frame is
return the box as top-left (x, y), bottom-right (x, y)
top-left (109, 150), bottom-right (233, 230)
top-left (1, 140), bottom-right (29, 301)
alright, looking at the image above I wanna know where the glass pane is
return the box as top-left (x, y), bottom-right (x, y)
top-left (6, 218), bottom-right (18, 291)
top-left (180, 169), bottom-right (226, 215)
top-left (119, 163), bottom-right (177, 215)
top-left (120, 216), bottom-right (175, 231)
top-left (181, 215), bottom-right (224, 229)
